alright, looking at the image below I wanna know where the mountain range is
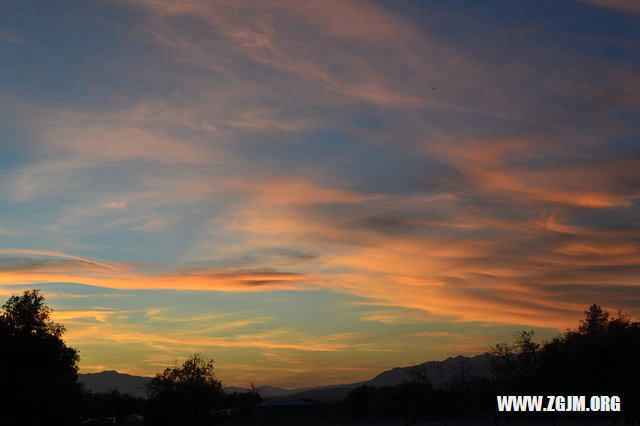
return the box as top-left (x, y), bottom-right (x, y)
top-left (79, 353), bottom-right (494, 401)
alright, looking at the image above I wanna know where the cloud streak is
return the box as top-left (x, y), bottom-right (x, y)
top-left (1, 0), bottom-right (640, 385)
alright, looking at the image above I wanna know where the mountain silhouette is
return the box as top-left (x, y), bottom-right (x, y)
top-left (78, 353), bottom-right (492, 402)
top-left (79, 353), bottom-right (494, 401)
top-left (366, 353), bottom-right (492, 387)
top-left (79, 370), bottom-right (151, 398)
top-left (274, 353), bottom-right (494, 401)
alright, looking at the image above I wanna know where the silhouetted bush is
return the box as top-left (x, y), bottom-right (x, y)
top-left (221, 383), bottom-right (263, 419)
top-left (80, 388), bottom-right (148, 420)
top-left (145, 353), bottom-right (223, 424)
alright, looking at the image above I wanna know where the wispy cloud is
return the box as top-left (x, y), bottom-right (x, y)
top-left (1, 0), bottom-right (639, 386)
top-left (577, 0), bottom-right (640, 14)
top-left (0, 31), bottom-right (26, 44)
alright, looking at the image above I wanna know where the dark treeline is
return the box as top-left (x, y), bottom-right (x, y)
top-left (1, 289), bottom-right (638, 424)
top-left (335, 304), bottom-right (640, 423)
top-left (81, 389), bottom-right (147, 421)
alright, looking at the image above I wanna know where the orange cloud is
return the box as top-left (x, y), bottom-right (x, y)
top-left (235, 179), bottom-right (381, 206)
top-left (3, 0), bottom-right (639, 344)
top-left (51, 310), bottom-right (119, 322)
top-left (65, 324), bottom-right (371, 354)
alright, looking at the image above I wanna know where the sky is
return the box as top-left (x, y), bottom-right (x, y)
top-left (1, 0), bottom-right (639, 388)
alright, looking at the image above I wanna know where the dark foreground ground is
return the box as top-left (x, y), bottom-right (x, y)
top-left (205, 419), bottom-right (628, 426)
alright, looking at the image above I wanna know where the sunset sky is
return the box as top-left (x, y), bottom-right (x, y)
top-left (1, 0), bottom-right (639, 388)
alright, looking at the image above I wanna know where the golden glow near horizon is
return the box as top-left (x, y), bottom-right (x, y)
top-left (1, 0), bottom-right (639, 387)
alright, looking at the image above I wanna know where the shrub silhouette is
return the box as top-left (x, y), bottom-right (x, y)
top-left (0, 289), bottom-right (81, 424)
top-left (81, 388), bottom-right (148, 420)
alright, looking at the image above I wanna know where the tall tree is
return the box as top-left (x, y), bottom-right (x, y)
top-left (0, 289), bottom-right (81, 423)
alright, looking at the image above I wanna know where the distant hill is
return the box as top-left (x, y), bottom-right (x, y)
top-left (78, 353), bottom-right (495, 401)
top-left (274, 353), bottom-right (494, 402)
top-left (365, 353), bottom-right (493, 388)
top-left (79, 372), bottom-right (298, 399)
top-left (79, 370), bottom-right (151, 398)
top-left (224, 385), bottom-right (299, 397)
top-left (226, 353), bottom-right (495, 402)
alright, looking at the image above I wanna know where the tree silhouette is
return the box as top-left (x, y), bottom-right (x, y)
top-left (146, 353), bottom-right (223, 424)
top-left (490, 330), bottom-right (539, 381)
top-left (410, 362), bottom-right (434, 388)
top-left (333, 304), bottom-right (638, 423)
top-left (540, 304), bottom-right (640, 400)
top-left (0, 289), bottom-right (81, 424)
top-left (578, 303), bottom-right (610, 335)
